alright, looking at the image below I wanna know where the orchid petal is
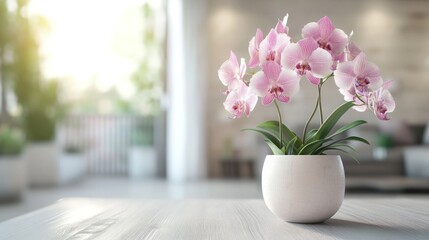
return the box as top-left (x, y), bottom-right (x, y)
top-left (229, 51), bottom-right (238, 67)
top-left (275, 20), bottom-right (285, 34)
top-left (218, 59), bottom-right (236, 87)
top-left (255, 28), bottom-right (263, 44)
top-left (246, 94), bottom-right (258, 115)
top-left (364, 62), bottom-right (382, 90)
top-left (277, 94), bottom-right (290, 103)
top-left (262, 95), bottom-right (275, 105)
top-left (306, 72), bottom-right (321, 85)
top-left (318, 16), bottom-right (335, 39)
top-left (278, 69), bottom-right (300, 96)
top-left (302, 22), bottom-right (320, 40)
top-left (298, 38), bottom-right (319, 59)
top-left (329, 29), bottom-right (348, 55)
top-left (249, 71), bottom-right (269, 97)
top-left (281, 43), bottom-right (301, 70)
top-left (239, 58), bottom-right (247, 78)
top-left (307, 48), bottom-right (333, 78)
top-left (334, 61), bottom-right (355, 89)
top-left (382, 80), bottom-right (394, 90)
top-left (267, 29), bottom-right (277, 49)
top-left (347, 41), bottom-right (362, 61)
top-left (276, 34), bottom-right (291, 58)
top-left (382, 90), bottom-right (396, 112)
top-left (262, 61), bottom-right (282, 81)
top-left (353, 52), bottom-right (368, 75)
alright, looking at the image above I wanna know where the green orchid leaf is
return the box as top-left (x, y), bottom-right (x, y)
top-left (264, 139), bottom-right (284, 155)
top-left (304, 129), bottom-right (317, 143)
top-left (314, 101), bottom-right (354, 140)
top-left (257, 121), bottom-right (302, 148)
top-left (285, 136), bottom-right (298, 155)
top-left (257, 121), bottom-right (302, 152)
top-left (298, 138), bottom-right (333, 155)
top-left (314, 136), bottom-right (368, 155)
top-left (321, 147), bottom-right (360, 163)
top-left (342, 136), bottom-right (370, 145)
top-left (242, 128), bottom-right (281, 148)
top-left (328, 120), bottom-right (367, 139)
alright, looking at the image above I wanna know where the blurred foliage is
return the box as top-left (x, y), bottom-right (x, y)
top-left (126, 2), bottom-right (164, 116)
top-left (131, 118), bottom-right (154, 146)
top-left (0, 125), bottom-right (24, 156)
top-left (376, 133), bottom-right (393, 149)
top-left (6, 0), bottom-right (63, 141)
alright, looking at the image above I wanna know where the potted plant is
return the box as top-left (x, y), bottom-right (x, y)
top-left (20, 81), bottom-right (64, 187)
top-left (0, 125), bottom-right (25, 200)
top-left (218, 15), bottom-right (396, 223)
top-left (128, 120), bottom-right (157, 179)
top-left (57, 141), bottom-right (85, 185)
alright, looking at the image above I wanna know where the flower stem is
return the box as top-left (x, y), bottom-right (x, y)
top-left (274, 100), bottom-right (283, 148)
top-left (302, 89), bottom-right (319, 143)
top-left (318, 84), bottom-right (324, 124)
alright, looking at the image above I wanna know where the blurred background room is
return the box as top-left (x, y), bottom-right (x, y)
top-left (1, 0), bottom-right (429, 222)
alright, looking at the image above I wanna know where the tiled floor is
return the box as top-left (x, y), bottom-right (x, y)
top-left (0, 178), bottom-right (262, 222)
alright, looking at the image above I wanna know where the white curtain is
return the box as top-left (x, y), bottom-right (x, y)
top-left (166, 0), bottom-right (207, 181)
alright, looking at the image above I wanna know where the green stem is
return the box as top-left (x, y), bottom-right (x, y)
top-left (318, 84), bottom-right (324, 124)
top-left (273, 100), bottom-right (283, 147)
top-left (302, 90), bottom-right (319, 143)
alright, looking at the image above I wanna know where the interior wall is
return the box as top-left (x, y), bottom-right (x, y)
top-left (204, 0), bottom-right (429, 177)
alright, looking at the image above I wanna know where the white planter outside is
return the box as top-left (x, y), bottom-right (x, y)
top-left (58, 153), bottom-right (86, 185)
top-left (128, 146), bottom-right (157, 179)
top-left (262, 155), bottom-right (345, 223)
top-left (25, 142), bottom-right (58, 187)
top-left (0, 155), bottom-right (25, 200)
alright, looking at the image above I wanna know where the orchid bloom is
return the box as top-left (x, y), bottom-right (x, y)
top-left (248, 29), bottom-right (264, 68)
top-left (369, 81), bottom-right (395, 120)
top-left (218, 51), bottom-right (246, 91)
top-left (281, 37), bottom-right (333, 85)
top-left (275, 14), bottom-right (289, 34)
top-left (223, 81), bottom-right (258, 118)
top-left (249, 61), bottom-right (300, 105)
top-left (302, 16), bottom-right (348, 57)
top-left (334, 52), bottom-right (382, 95)
top-left (339, 86), bottom-right (368, 112)
top-left (345, 41), bottom-right (362, 61)
top-left (259, 28), bottom-right (290, 66)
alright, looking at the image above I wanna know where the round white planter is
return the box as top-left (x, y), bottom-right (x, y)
top-left (262, 155), bottom-right (345, 223)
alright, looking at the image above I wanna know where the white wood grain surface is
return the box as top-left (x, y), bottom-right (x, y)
top-left (0, 198), bottom-right (428, 239)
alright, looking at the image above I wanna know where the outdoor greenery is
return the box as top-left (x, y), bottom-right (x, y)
top-left (0, 125), bottom-right (24, 156)
top-left (0, 0), bottom-right (62, 141)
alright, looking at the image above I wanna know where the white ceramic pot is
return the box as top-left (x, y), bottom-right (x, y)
top-left (262, 155), bottom-right (345, 223)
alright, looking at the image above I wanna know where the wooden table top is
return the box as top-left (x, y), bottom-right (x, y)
top-left (0, 197), bottom-right (428, 239)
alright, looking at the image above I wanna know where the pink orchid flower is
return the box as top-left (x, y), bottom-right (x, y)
top-left (218, 51), bottom-right (246, 91)
top-left (369, 81), bottom-right (395, 120)
top-left (334, 52), bottom-right (382, 95)
top-left (302, 16), bottom-right (348, 56)
top-left (248, 29), bottom-right (264, 68)
top-left (339, 86), bottom-right (368, 112)
top-left (259, 28), bottom-right (290, 66)
top-left (223, 81), bottom-right (258, 118)
top-left (249, 61), bottom-right (300, 105)
top-left (281, 37), bottom-right (333, 85)
top-left (345, 41), bottom-right (362, 61)
top-left (275, 14), bottom-right (289, 34)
